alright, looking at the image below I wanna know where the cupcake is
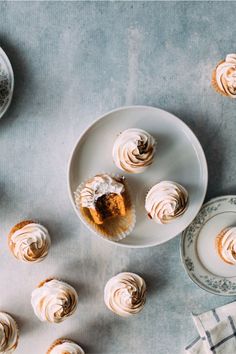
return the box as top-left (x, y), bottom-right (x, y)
top-left (145, 181), bottom-right (188, 224)
top-left (8, 220), bottom-right (51, 263)
top-left (0, 312), bottom-right (19, 353)
top-left (31, 279), bottom-right (78, 323)
top-left (216, 227), bottom-right (236, 265)
top-left (74, 174), bottom-right (135, 241)
top-left (212, 54), bottom-right (236, 97)
top-left (104, 272), bottom-right (146, 317)
top-left (112, 128), bottom-right (156, 173)
top-left (47, 338), bottom-right (85, 354)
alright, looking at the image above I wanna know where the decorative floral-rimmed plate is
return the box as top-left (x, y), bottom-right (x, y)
top-left (181, 195), bottom-right (236, 296)
top-left (0, 47), bottom-right (14, 119)
top-left (68, 105), bottom-right (208, 248)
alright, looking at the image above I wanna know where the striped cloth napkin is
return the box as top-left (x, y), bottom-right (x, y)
top-left (185, 301), bottom-right (236, 353)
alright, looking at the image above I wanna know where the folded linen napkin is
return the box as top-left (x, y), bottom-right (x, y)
top-left (185, 301), bottom-right (236, 354)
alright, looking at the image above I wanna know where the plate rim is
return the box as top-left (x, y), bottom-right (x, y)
top-left (67, 105), bottom-right (208, 248)
top-left (180, 195), bottom-right (236, 296)
top-left (0, 47), bottom-right (14, 119)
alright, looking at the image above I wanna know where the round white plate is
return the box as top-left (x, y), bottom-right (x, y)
top-left (0, 47), bottom-right (14, 119)
top-left (68, 106), bottom-right (208, 248)
top-left (181, 196), bottom-right (236, 295)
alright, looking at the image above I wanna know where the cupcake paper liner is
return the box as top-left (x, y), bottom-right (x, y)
top-left (74, 173), bottom-right (136, 242)
top-left (211, 60), bottom-right (228, 97)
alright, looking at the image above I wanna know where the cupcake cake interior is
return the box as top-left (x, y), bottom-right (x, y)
top-left (90, 193), bottom-right (126, 225)
top-left (75, 174), bottom-right (135, 241)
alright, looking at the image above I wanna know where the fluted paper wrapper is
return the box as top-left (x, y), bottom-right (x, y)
top-left (74, 174), bottom-right (136, 242)
top-left (47, 339), bottom-right (83, 354)
top-left (211, 60), bottom-right (228, 97)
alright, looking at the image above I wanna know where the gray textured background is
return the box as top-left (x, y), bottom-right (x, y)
top-left (0, 2), bottom-right (236, 354)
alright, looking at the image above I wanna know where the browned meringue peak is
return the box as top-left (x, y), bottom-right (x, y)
top-left (214, 54), bottom-right (236, 97)
top-left (31, 279), bottom-right (78, 323)
top-left (112, 128), bottom-right (156, 173)
top-left (216, 227), bottom-right (236, 265)
top-left (9, 222), bottom-right (51, 263)
top-left (77, 174), bottom-right (124, 209)
top-left (145, 181), bottom-right (188, 224)
top-left (0, 312), bottom-right (19, 353)
top-left (104, 272), bottom-right (146, 317)
top-left (48, 339), bottom-right (85, 354)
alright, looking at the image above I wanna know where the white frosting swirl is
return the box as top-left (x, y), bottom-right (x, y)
top-left (216, 54), bottom-right (236, 97)
top-left (9, 223), bottom-right (51, 263)
top-left (50, 340), bottom-right (84, 354)
top-left (0, 312), bottom-right (18, 353)
top-left (104, 272), bottom-right (146, 317)
top-left (145, 181), bottom-right (188, 224)
top-left (217, 227), bottom-right (236, 265)
top-left (31, 279), bottom-right (78, 323)
top-left (112, 128), bottom-right (156, 173)
top-left (77, 174), bottom-right (124, 209)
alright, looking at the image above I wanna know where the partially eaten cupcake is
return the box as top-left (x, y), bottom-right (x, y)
top-left (75, 174), bottom-right (135, 241)
top-left (216, 227), bottom-right (236, 265)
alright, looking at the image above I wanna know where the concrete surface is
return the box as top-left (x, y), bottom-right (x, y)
top-left (0, 2), bottom-right (236, 353)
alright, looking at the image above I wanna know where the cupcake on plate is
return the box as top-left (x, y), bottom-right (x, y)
top-left (74, 173), bottom-right (135, 241)
top-left (47, 338), bottom-right (85, 354)
top-left (216, 227), bottom-right (236, 265)
top-left (145, 181), bottom-right (188, 224)
top-left (104, 272), bottom-right (146, 317)
top-left (112, 128), bottom-right (156, 173)
top-left (212, 54), bottom-right (236, 98)
top-left (0, 312), bottom-right (19, 353)
top-left (31, 278), bottom-right (78, 323)
top-left (8, 220), bottom-right (51, 263)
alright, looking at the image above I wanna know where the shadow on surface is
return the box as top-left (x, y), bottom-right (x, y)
top-left (171, 109), bottom-right (226, 201)
top-left (65, 315), bottom-right (125, 354)
top-left (0, 35), bottom-right (31, 126)
top-left (9, 312), bottom-right (39, 335)
top-left (55, 256), bottom-right (99, 302)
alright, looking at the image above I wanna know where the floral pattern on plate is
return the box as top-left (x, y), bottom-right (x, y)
top-left (181, 196), bottom-right (236, 296)
top-left (0, 47), bottom-right (14, 118)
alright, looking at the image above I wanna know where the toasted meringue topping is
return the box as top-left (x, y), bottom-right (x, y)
top-left (0, 312), bottom-right (18, 353)
top-left (145, 181), bottom-right (188, 224)
top-left (112, 128), bottom-right (156, 173)
top-left (9, 223), bottom-right (51, 263)
top-left (50, 340), bottom-right (85, 354)
top-left (216, 54), bottom-right (236, 97)
top-left (75, 174), bottom-right (124, 209)
top-left (217, 227), bottom-right (236, 265)
top-left (31, 279), bottom-right (78, 323)
top-left (104, 272), bottom-right (146, 317)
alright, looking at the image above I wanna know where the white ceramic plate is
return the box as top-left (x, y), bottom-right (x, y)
top-left (0, 47), bottom-right (14, 119)
top-left (181, 196), bottom-right (236, 295)
top-left (68, 106), bottom-right (208, 248)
